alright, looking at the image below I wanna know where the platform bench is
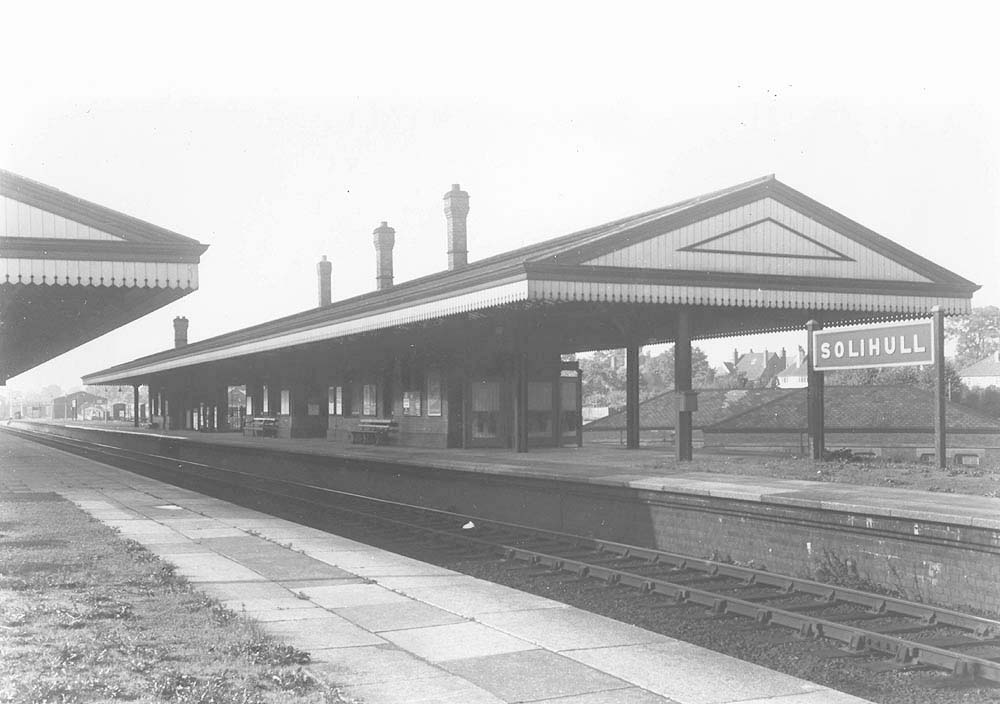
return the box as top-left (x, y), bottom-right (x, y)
top-left (243, 416), bottom-right (279, 438)
top-left (350, 419), bottom-right (398, 445)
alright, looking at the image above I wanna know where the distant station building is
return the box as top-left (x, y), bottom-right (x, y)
top-left (52, 391), bottom-right (107, 421)
top-left (0, 169), bottom-right (207, 386)
top-left (82, 176), bottom-right (979, 457)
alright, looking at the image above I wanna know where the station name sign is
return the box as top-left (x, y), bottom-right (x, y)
top-left (812, 319), bottom-right (935, 371)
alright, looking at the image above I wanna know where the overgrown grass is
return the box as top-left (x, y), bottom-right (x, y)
top-left (0, 493), bottom-right (357, 704)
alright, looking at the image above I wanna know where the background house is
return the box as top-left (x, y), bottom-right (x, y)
top-left (776, 347), bottom-right (808, 388)
top-left (720, 349), bottom-right (787, 388)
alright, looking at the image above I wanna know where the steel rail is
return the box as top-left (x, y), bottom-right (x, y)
top-left (7, 425), bottom-right (1000, 683)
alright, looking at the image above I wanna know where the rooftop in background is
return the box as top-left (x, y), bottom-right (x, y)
top-left (959, 352), bottom-right (1000, 381)
top-left (711, 385), bottom-right (1000, 432)
top-left (1, 169), bottom-right (208, 383)
top-left (586, 389), bottom-right (792, 430)
top-left (586, 385), bottom-right (1000, 433)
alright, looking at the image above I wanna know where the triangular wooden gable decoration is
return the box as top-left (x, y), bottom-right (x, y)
top-left (578, 190), bottom-right (932, 283)
top-left (1, 193), bottom-right (124, 241)
top-left (537, 176), bottom-right (975, 291)
top-left (677, 217), bottom-right (853, 262)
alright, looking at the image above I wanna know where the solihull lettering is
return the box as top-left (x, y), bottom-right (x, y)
top-left (819, 333), bottom-right (927, 361)
top-left (811, 319), bottom-right (934, 371)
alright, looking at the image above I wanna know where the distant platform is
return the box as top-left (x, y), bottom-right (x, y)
top-left (12, 419), bottom-right (1000, 530)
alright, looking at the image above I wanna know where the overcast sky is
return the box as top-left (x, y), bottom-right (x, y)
top-left (3, 2), bottom-right (998, 393)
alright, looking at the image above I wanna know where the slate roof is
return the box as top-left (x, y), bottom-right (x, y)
top-left (959, 353), bottom-right (1000, 378)
top-left (724, 351), bottom-right (781, 383)
top-left (710, 385), bottom-right (1000, 432)
top-left (83, 174), bottom-right (979, 384)
top-left (584, 389), bottom-right (791, 430)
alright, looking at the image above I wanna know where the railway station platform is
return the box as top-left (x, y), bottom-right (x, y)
top-left (8, 420), bottom-right (1000, 615)
top-left (12, 420), bottom-right (1000, 530)
top-left (2, 430), bottom-right (872, 703)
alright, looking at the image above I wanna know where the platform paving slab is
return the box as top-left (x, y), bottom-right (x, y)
top-left (531, 689), bottom-right (678, 704)
top-left (162, 552), bottom-right (268, 582)
top-left (265, 614), bottom-right (388, 650)
top-left (442, 648), bottom-right (635, 702)
top-left (296, 582), bottom-right (413, 609)
top-left (565, 641), bottom-right (869, 704)
top-left (343, 673), bottom-right (506, 703)
top-left (475, 606), bottom-right (670, 651)
top-left (333, 599), bottom-right (468, 632)
top-left (196, 580), bottom-right (298, 602)
top-left (396, 574), bottom-right (572, 615)
top-left (379, 621), bottom-right (540, 662)
top-left (2, 430), bottom-right (876, 704)
top-left (308, 644), bottom-right (452, 684)
top-left (198, 536), bottom-right (358, 581)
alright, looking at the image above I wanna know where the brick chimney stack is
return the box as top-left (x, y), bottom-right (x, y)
top-left (443, 184), bottom-right (470, 269)
top-left (373, 221), bottom-right (395, 290)
top-left (317, 255), bottom-right (332, 306)
top-left (173, 316), bottom-right (189, 348)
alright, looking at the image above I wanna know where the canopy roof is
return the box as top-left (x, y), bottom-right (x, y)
top-left (1, 169), bottom-right (208, 382)
top-left (83, 175), bottom-right (978, 386)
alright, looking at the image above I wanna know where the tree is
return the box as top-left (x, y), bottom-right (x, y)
top-left (946, 306), bottom-right (1000, 369)
top-left (580, 349), bottom-right (627, 407)
top-left (580, 345), bottom-right (716, 407)
top-left (826, 361), bottom-right (965, 397)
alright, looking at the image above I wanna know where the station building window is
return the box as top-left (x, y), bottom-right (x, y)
top-left (471, 380), bottom-right (501, 438)
top-left (426, 370), bottom-right (442, 417)
top-left (362, 383), bottom-right (377, 416)
top-left (328, 385), bottom-right (346, 416)
top-left (402, 364), bottom-right (423, 417)
top-left (262, 385), bottom-right (269, 414)
top-left (403, 390), bottom-right (421, 416)
top-left (280, 389), bottom-right (290, 415)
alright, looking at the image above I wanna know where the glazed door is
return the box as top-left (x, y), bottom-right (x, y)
top-left (468, 379), bottom-right (506, 447)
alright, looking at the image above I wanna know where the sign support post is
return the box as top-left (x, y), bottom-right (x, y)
top-left (932, 306), bottom-right (946, 469)
top-left (806, 319), bottom-right (824, 459)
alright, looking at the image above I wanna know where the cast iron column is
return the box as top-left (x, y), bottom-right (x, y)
top-left (674, 309), bottom-right (693, 461)
top-left (932, 307), bottom-right (946, 468)
top-left (806, 319), bottom-right (825, 459)
top-left (132, 385), bottom-right (140, 427)
top-left (626, 344), bottom-right (640, 449)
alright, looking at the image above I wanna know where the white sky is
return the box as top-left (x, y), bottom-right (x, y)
top-left (3, 1), bottom-right (998, 392)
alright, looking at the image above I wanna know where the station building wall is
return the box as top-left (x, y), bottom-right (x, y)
top-left (150, 343), bottom-right (581, 451)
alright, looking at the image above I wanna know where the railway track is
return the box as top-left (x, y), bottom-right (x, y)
top-left (9, 424), bottom-right (1000, 685)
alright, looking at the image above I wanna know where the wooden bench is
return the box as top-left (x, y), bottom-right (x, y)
top-left (350, 418), bottom-right (398, 445)
top-left (243, 416), bottom-right (279, 438)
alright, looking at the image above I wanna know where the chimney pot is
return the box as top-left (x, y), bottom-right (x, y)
top-left (373, 222), bottom-right (396, 290)
top-left (317, 255), bottom-right (332, 306)
top-left (443, 184), bottom-right (470, 269)
top-left (173, 316), bottom-right (189, 348)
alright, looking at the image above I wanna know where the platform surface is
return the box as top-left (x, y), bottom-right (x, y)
top-left (2, 431), bottom-right (872, 704)
top-left (18, 420), bottom-right (1000, 530)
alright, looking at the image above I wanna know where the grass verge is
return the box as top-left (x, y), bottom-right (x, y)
top-left (0, 492), bottom-right (356, 704)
